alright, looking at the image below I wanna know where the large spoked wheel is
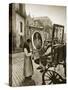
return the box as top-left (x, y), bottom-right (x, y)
top-left (42, 70), bottom-right (66, 85)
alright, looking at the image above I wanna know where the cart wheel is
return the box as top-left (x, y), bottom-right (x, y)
top-left (42, 70), bottom-right (65, 85)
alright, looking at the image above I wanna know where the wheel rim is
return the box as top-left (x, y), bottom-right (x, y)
top-left (43, 70), bottom-right (64, 84)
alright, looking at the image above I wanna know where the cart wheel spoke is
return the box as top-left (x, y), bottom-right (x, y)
top-left (46, 71), bottom-right (52, 78)
top-left (55, 72), bottom-right (58, 77)
top-left (49, 81), bottom-right (53, 84)
top-left (44, 75), bottom-right (50, 78)
top-left (46, 72), bottom-right (51, 76)
top-left (49, 71), bottom-right (53, 76)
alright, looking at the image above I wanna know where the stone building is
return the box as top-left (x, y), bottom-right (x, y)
top-left (9, 3), bottom-right (26, 53)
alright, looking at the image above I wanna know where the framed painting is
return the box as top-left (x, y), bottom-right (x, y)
top-left (52, 24), bottom-right (64, 44)
top-left (32, 31), bottom-right (42, 50)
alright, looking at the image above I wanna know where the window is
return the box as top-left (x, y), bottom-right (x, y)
top-left (20, 36), bottom-right (23, 48)
top-left (20, 22), bottom-right (22, 32)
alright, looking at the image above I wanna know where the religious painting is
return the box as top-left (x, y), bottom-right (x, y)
top-left (32, 31), bottom-right (42, 50)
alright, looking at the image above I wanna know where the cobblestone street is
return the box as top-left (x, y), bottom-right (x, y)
top-left (12, 52), bottom-right (65, 86)
top-left (12, 52), bottom-right (24, 86)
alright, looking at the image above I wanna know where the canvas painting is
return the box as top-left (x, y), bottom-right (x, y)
top-left (9, 3), bottom-right (66, 86)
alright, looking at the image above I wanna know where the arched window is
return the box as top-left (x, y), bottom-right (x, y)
top-left (20, 36), bottom-right (23, 48)
top-left (20, 22), bottom-right (23, 32)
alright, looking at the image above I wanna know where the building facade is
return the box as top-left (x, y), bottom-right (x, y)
top-left (9, 3), bottom-right (26, 53)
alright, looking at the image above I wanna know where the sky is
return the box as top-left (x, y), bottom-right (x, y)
top-left (25, 4), bottom-right (66, 32)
